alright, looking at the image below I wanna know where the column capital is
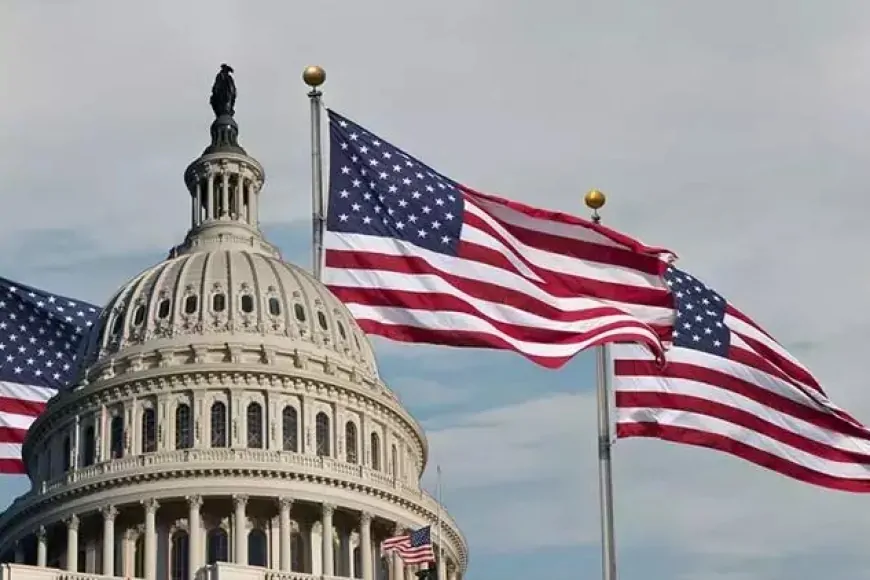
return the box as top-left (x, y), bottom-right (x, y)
top-left (66, 514), bottom-right (80, 530)
top-left (36, 526), bottom-right (47, 541)
top-left (322, 502), bottom-right (336, 516)
top-left (360, 511), bottom-right (373, 526)
top-left (142, 498), bottom-right (160, 514)
top-left (277, 497), bottom-right (294, 512)
top-left (392, 523), bottom-right (404, 535)
top-left (101, 505), bottom-right (119, 521)
top-left (186, 494), bottom-right (204, 509)
top-left (123, 528), bottom-right (138, 541)
top-left (233, 494), bottom-right (248, 508)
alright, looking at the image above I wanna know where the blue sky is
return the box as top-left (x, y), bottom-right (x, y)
top-left (3, 2), bottom-right (870, 579)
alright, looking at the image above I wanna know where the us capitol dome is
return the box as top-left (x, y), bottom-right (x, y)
top-left (0, 68), bottom-right (467, 580)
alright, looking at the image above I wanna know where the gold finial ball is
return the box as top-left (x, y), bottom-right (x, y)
top-left (584, 189), bottom-right (606, 211)
top-left (302, 65), bottom-right (326, 87)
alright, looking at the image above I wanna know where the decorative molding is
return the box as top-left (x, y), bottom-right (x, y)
top-left (101, 505), bottom-right (119, 521)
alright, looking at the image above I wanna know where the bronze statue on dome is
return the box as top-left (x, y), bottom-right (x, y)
top-left (210, 64), bottom-right (236, 118)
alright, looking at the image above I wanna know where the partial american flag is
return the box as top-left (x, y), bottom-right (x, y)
top-left (381, 526), bottom-right (436, 565)
top-left (0, 276), bottom-right (100, 474)
top-left (614, 264), bottom-right (870, 492)
top-left (323, 110), bottom-right (672, 368)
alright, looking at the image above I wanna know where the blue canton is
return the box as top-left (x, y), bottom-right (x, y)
top-left (664, 265), bottom-right (730, 357)
top-left (409, 526), bottom-right (432, 547)
top-left (0, 277), bottom-right (100, 390)
top-left (326, 110), bottom-right (465, 256)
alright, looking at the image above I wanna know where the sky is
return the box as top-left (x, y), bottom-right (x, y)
top-left (2, 1), bottom-right (870, 579)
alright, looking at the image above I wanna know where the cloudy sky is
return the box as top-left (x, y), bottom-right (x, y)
top-left (3, 1), bottom-right (870, 579)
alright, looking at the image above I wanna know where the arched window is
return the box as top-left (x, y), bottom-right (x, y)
top-left (206, 528), bottom-right (229, 564)
top-left (291, 533), bottom-right (305, 572)
top-left (247, 402), bottom-right (263, 449)
top-left (170, 531), bottom-right (189, 580)
top-left (282, 406), bottom-right (298, 452)
top-left (391, 444), bottom-right (399, 477)
top-left (62, 436), bottom-right (71, 471)
top-left (82, 425), bottom-right (96, 466)
top-left (176, 404), bottom-right (192, 449)
top-left (315, 412), bottom-right (330, 457)
top-left (345, 422), bottom-right (358, 464)
top-left (142, 408), bottom-right (157, 453)
top-left (211, 402), bottom-right (227, 448)
top-left (110, 416), bottom-right (124, 459)
top-left (134, 536), bottom-right (144, 578)
top-left (353, 547), bottom-right (362, 578)
top-left (248, 529), bottom-right (268, 567)
top-left (370, 432), bottom-right (381, 471)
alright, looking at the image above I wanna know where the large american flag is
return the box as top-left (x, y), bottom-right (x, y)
top-left (323, 110), bottom-right (671, 368)
top-left (381, 526), bottom-right (436, 565)
top-left (614, 264), bottom-right (870, 491)
top-left (0, 276), bottom-right (100, 474)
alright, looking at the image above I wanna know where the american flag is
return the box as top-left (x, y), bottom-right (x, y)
top-left (323, 110), bottom-right (672, 368)
top-left (381, 526), bottom-right (436, 565)
top-left (614, 264), bottom-right (870, 491)
top-left (0, 276), bottom-right (100, 474)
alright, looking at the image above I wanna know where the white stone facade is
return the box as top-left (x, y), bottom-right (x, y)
top-left (0, 99), bottom-right (466, 580)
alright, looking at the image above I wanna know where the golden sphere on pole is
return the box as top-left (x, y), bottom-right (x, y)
top-left (302, 65), bottom-right (326, 87)
top-left (584, 189), bottom-right (606, 210)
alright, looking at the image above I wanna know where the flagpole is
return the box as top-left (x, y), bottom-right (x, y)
top-left (303, 65), bottom-right (327, 281)
top-left (436, 465), bottom-right (444, 579)
top-left (585, 189), bottom-right (618, 580)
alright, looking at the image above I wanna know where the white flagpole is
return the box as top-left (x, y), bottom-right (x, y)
top-left (303, 65), bottom-right (327, 281)
top-left (586, 189), bottom-right (618, 580)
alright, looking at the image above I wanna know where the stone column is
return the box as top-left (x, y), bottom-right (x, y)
top-left (321, 503), bottom-right (335, 576)
top-left (437, 557), bottom-right (447, 580)
top-left (360, 512), bottom-right (373, 580)
top-left (405, 563), bottom-right (415, 580)
top-left (194, 180), bottom-right (202, 226)
top-left (143, 499), bottom-right (159, 580)
top-left (447, 564), bottom-right (457, 580)
top-left (122, 529), bottom-right (137, 577)
top-left (221, 171), bottom-right (229, 218)
top-left (102, 506), bottom-right (118, 576)
top-left (36, 526), bottom-right (47, 567)
top-left (278, 497), bottom-right (293, 572)
top-left (206, 172), bottom-right (215, 220)
top-left (233, 495), bottom-right (248, 564)
top-left (187, 495), bottom-right (203, 580)
top-left (65, 515), bottom-right (79, 571)
top-left (391, 525), bottom-right (403, 580)
top-left (249, 181), bottom-right (258, 226)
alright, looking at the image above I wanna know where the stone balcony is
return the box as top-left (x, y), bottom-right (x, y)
top-left (0, 562), bottom-right (356, 580)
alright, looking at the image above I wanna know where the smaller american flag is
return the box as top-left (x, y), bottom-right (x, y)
top-left (381, 526), bottom-right (436, 565)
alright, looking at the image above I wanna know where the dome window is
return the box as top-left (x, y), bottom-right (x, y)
top-left (294, 304), bottom-right (306, 322)
top-left (111, 312), bottom-right (124, 335)
top-left (240, 294), bottom-right (255, 314)
top-left (353, 334), bottom-right (361, 350)
top-left (184, 295), bottom-right (198, 315)
top-left (142, 408), bottom-right (157, 453)
top-left (82, 425), bottom-right (96, 466)
top-left (157, 298), bottom-right (171, 319)
top-left (370, 432), bottom-right (381, 471)
top-left (317, 311), bottom-right (328, 331)
top-left (110, 415), bottom-right (124, 459)
top-left (337, 321), bottom-right (347, 340)
top-left (175, 403), bottom-right (193, 449)
top-left (212, 293), bottom-right (226, 313)
top-left (211, 402), bottom-right (227, 448)
top-left (345, 421), bottom-right (358, 464)
top-left (316, 412), bottom-right (331, 457)
top-left (133, 305), bottom-right (146, 326)
top-left (207, 529), bottom-right (229, 564)
top-left (247, 402), bottom-right (263, 449)
top-left (268, 297), bottom-right (281, 316)
top-left (282, 406), bottom-right (298, 452)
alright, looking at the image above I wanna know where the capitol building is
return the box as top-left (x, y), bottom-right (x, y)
top-left (0, 70), bottom-right (467, 580)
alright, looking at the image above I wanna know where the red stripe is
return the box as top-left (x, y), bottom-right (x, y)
top-left (0, 396), bottom-right (46, 418)
top-left (0, 458), bottom-right (24, 475)
top-left (0, 426), bottom-right (29, 444)
top-left (359, 319), bottom-right (655, 369)
top-left (462, 205), bottom-right (665, 276)
top-left (617, 423), bottom-right (870, 492)
top-left (614, 359), bottom-right (870, 441)
top-left (326, 249), bottom-right (669, 323)
top-left (616, 391), bottom-right (870, 464)
top-left (734, 331), bottom-right (823, 393)
top-left (331, 285), bottom-right (656, 346)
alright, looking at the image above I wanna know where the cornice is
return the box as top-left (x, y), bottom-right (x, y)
top-left (0, 452), bottom-right (468, 573)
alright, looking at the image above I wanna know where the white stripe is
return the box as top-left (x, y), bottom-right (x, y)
top-left (0, 443), bottom-right (23, 459)
top-left (616, 407), bottom-right (870, 480)
top-left (0, 411), bottom-right (38, 432)
top-left (345, 303), bottom-right (660, 359)
top-left (612, 344), bottom-right (833, 415)
top-left (327, 267), bottom-right (651, 334)
top-left (324, 232), bottom-right (673, 327)
top-left (0, 381), bottom-right (56, 403)
top-left (726, 314), bottom-right (815, 380)
top-left (463, 201), bottom-right (664, 289)
top-left (615, 375), bottom-right (870, 456)
top-left (468, 192), bottom-right (656, 253)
